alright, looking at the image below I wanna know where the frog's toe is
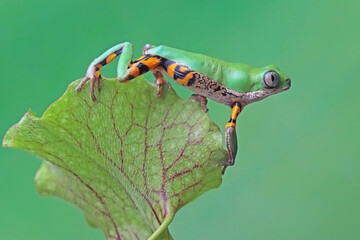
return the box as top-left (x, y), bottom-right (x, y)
top-left (142, 44), bottom-right (153, 55)
top-left (75, 74), bottom-right (101, 101)
top-left (215, 161), bottom-right (233, 167)
top-left (216, 158), bottom-right (235, 174)
top-left (96, 77), bottom-right (102, 92)
top-left (75, 76), bottom-right (90, 92)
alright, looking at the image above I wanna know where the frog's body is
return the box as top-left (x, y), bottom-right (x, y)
top-left (76, 42), bottom-right (291, 174)
top-left (148, 45), bottom-right (247, 106)
top-left (147, 45), bottom-right (290, 107)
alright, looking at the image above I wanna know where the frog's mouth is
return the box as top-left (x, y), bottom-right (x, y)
top-left (235, 78), bottom-right (291, 106)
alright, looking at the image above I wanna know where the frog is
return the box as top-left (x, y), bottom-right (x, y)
top-left (75, 42), bottom-right (291, 174)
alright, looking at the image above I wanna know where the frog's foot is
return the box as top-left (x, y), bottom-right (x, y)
top-left (216, 102), bottom-right (241, 175)
top-left (75, 62), bottom-right (102, 101)
top-left (216, 158), bottom-right (235, 175)
top-left (143, 44), bottom-right (154, 55)
top-left (189, 94), bottom-right (208, 112)
top-left (76, 42), bottom-right (134, 101)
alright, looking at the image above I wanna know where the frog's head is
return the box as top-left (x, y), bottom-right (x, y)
top-left (258, 65), bottom-right (291, 90)
top-left (240, 64), bottom-right (291, 105)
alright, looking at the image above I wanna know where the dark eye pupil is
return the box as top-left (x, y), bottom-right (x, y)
top-left (271, 74), bottom-right (274, 82)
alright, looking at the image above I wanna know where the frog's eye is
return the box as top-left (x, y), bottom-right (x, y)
top-left (262, 71), bottom-right (279, 89)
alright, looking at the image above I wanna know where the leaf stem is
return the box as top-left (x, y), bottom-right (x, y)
top-left (148, 211), bottom-right (174, 240)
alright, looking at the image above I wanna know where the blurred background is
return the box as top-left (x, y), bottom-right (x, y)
top-left (1, 0), bottom-right (359, 239)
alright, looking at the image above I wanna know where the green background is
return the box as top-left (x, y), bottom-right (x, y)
top-left (1, 0), bottom-right (359, 239)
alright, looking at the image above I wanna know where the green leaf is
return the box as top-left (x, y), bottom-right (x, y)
top-left (3, 77), bottom-right (227, 240)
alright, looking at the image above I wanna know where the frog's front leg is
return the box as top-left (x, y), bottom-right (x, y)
top-left (217, 102), bottom-right (241, 174)
top-left (189, 94), bottom-right (208, 112)
top-left (143, 44), bottom-right (168, 96)
top-left (153, 71), bottom-right (167, 96)
top-left (76, 42), bottom-right (134, 101)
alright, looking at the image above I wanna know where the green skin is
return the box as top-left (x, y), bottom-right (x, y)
top-left (76, 42), bottom-right (291, 177)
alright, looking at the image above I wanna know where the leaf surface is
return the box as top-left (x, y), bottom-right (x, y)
top-left (3, 77), bottom-right (226, 239)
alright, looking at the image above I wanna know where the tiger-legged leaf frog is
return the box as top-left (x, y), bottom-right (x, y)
top-left (76, 42), bottom-right (291, 174)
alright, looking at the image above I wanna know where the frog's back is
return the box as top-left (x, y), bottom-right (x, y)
top-left (148, 45), bottom-right (235, 83)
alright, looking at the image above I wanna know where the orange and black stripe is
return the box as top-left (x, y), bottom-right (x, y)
top-left (94, 47), bottom-right (125, 79)
top-left (160, 58), bottom-right (238, 99)
top-left (120, 54), bottom-right (239, 101)
top-left (123, 54), bottom-right (162, 81)
top-left (161, 59), bottom-right (196, 86)
top-left (225, 103), bottom-right (241, 129)
top-left (123, 55), bottom-right (199, 87)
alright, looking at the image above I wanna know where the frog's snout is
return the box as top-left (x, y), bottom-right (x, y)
top-left (285, 78), bottom-right (291, 89)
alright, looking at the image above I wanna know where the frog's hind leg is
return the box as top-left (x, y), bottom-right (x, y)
top-left (117, 54), bottom-right (162, 82)
top-left (216, 102), bottom-right (242, 174)
top-left (118, 54), bottom-right (172, 96)
top-left (76, 42), bottom-right (134, 101)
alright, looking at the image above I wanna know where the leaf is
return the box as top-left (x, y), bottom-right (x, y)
top-left (3, 77), bottom-right (227, 240)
